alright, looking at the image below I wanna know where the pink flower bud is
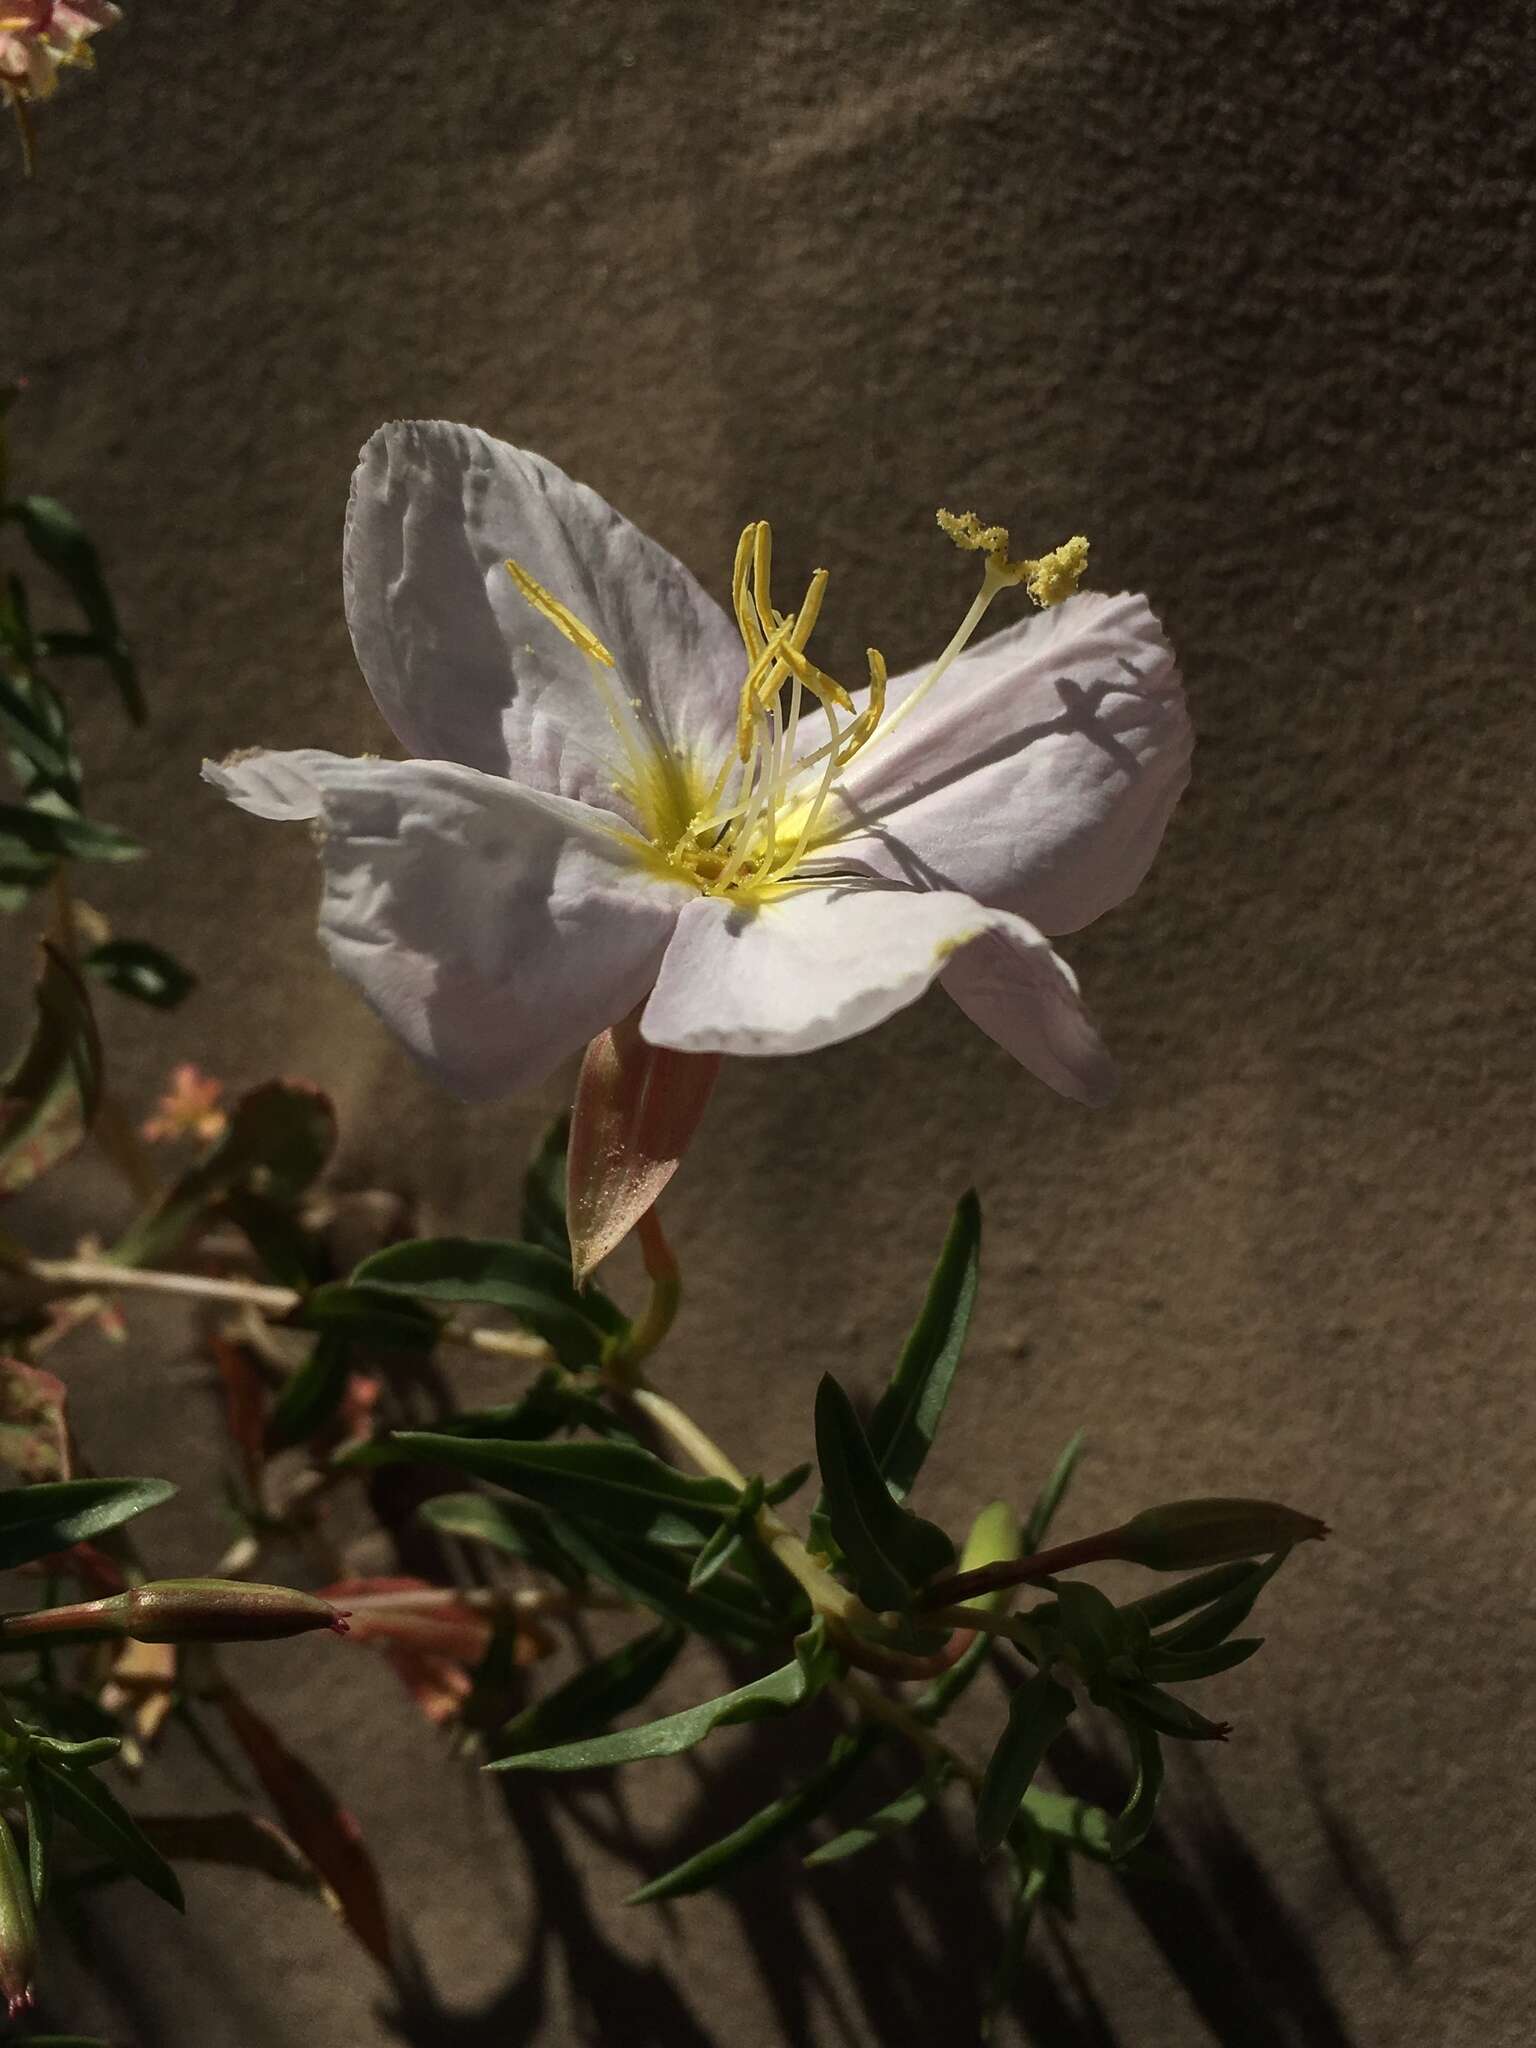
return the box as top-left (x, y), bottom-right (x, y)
top-left (0, 1814), bottom-right (36, 2022)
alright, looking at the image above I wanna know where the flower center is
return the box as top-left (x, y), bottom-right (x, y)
top-left (504, 510), bottom-right (1089, 905)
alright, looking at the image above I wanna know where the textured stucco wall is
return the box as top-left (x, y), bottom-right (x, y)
top-left (2, 3), bottom-right (1533, 2043)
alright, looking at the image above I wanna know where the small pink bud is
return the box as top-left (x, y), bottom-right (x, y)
top-left (1115, 1499), bottom-right (1329, 1571)
top-left (0, 1814), bottom-right (36, 2022)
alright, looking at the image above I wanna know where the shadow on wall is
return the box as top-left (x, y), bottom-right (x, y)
top-left (305, 1698), bottom-right (1408, 2048)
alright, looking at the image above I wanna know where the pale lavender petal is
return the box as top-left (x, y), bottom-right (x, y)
top-left (200, 748), bottom-right (355, 822)
top-left (640, 881), bottom-right (1097, 1083)
top-left (211, 752), bottom-right (690, 1099)
top-left (344, 421), bottom-right (743, 812)
top-left (939, 922), bottom-right (1117, 1107)
top-left (800, 591), bottom-right (1191, 937)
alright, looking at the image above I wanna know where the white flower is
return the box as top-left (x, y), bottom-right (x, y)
top-left (205, 422), bottom-right (1191, 1108)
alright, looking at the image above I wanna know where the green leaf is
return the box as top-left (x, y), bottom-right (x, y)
top-left (632, 1726), bottom-right (883, 1901)
top-left (113, 1078), bottom-right (336, 1267)
top-left (81, 938), bottom-right (196, 1009)
top-left (865, 1190), bottom-right (980, 1498)
top-left (1053, 1579), bottom-right (1129, 1674)
top-left (0, 666), bottom-right (73, 785)
top-left (1027, 1559), bottom-right (1254, 1639)
top-left (521, 1111), bottom-right (572, 1258)
top-left (418, 1490), bottom-right (588, 1588)
top-left (7, 495), bottom-right (144, 723)
top-left (1154, 1551), bottom-right (1288, 1654)
top-left (291, 1282), bottom-right (439, 1353)
top-left (39, 1758), bottom-right (183, 1909)
top-left (487, 1623), bottom-right (837, 1773)
top-left (1141, 1636), bottom-right (1263, 1683)
top-left (976, 1672), bottom-right (1076, 1856)
top-left (0, 1475), bottom-right (174, 1571)
top-left (688, 1474), bottom-right (764, 1591)
top-left (0, 798), bottom-right (142, 864)
top-left (1093, 1680), bottom-right (1231, 1744)
top-left (813, 1373), bottom-right (955, 1611)
top-left (765, 1461), bottom-right (813, 1506)
top-left (391, 1432), bottom-right (740, 1548)
top-left (264, 1336), bottom-right (351, 1452)
top-left (1020, 1787), bottom-right (1116, 1860)
top-left (352, 1236), bottom-right (622, 1367)
top-left (500, 1624), bottom-right (684, 1757)
top-left (1023, 1430), bottom-right (1086, 1551)
top-left (0, 942), bottom-right (101, 1197)
top-left (548, 1516), bottom-right (781, 1644)
top-left (1109, 1717), bottom-right (1164, 1856)
top-left (803, 1756), bottom-right (947, 1868)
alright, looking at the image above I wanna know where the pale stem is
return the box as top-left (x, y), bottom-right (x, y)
top-left (21, 1256), bottom-right (551, 1363)
top-left (619, 1378), bottom-right (868, 1625)
top-left (836, 1672), bottom-right (985, 1792)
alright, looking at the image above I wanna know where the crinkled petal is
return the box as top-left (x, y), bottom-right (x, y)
top-left (344, 421), bottom-right (744, 813)
top-left (207, 750), bottom-right (689, 1099)
top-left (800, 591), bottom-right (1190, 937)
top-left (939, 923), bottom-right (1117, 1107)
top-left (641, 880), bottom-right (1108, 1100)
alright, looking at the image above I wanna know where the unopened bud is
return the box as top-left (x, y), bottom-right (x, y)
top-left (0, 1813), bottom-right (36, 2021)
top-left (956, 1501), bottom-right (1022, 1612)
top-left (1, 1579), bottom-right (347, 1645)
top-left (1114, 1499), bottom-right (1329, 1572)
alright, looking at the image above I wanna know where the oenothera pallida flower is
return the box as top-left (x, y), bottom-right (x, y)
top-left (206, 422), bottom-right (1190, 1259)
top-left (0, 0), bottom-right (118, 167)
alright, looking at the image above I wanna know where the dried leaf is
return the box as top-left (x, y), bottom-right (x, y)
top-left (0, 1356), bottom-right (69, 1482)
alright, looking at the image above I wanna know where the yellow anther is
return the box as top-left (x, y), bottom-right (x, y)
top-left (752, 522), bottom-right (775, 645)
top-left (776, 639), bottom-right (856, 716)
top-left (735, 615), bottom-right (797, 760)
top-left (504, 558), bottom-right (615, 668)
top-left (732, 522), bottom-right (765, 661)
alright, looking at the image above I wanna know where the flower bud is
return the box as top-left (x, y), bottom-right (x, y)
top-left (0, 1813), bottom-right (36, 2022)
top-left (1114, 1499), bottom-right (1328, 1572)
top-left (955, 1500), bottom-right (1023, 1612)
top-left (1, 1579), bottom-right (347, 1645)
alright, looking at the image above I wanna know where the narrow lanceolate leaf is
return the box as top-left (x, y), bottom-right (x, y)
top-left (865, 1190), bottom-right (980, 1498)
top-left (1093, 1680), bottom-right (1230, 1744)
top-left (548, 1516), bottom-right (781, 1646)
top-left (0, 1476), bottom-right (174, 1572)
top-left (803, 1758), bottom-right (948, 1868)
top-left (113, 1078), bottom-right (337, 1267)
top-left (81, 939), bottom-right (196, 1010)
top-left (352, 1237), bottom-right (622, 1367)
top-left (499, 1625), bottom-right (685, 1758)
top-left (1021, 1787), bottom-right (1116, 1861)
top-left (1025, 1559), bottom-right (1255, 1640)
top-left (1052, 1579), bottom-right (1129, 1676)
top-left (7, 494), bottom-right (144, 723)
top-left (0, 799), bottom-right (142, 865)
top-left (1109, 1718), bottom-right (1165, 1856)
top-left (417, 1491), bottom-right (587, 1589)
top-left (218, 1686), bottom-right (394, 1976)
top-left (1023, 1430), bottom-right (1086, 1552)
top-left (264, 1337), bottom-right (350, 1452)
top-left (38, 1759), bottom-right (183, 1911)
top-left (813, 1373), bottom-right (955, 1611)
top-left (21, 1770), bottom-right (51, 1907)
top-left (631, 1726), bottom-right (883, 1901)
top-left (290, 1283), bottom-right (439, 1353)
top-left (976, 1673), bottom-right (1076, 1856)
top-left (1153, 1550), bottom-right (1289, 1654)
top-left (1141, 1637), bottom-right (1263, 1683)
top-left (390, 1433), bottom-right (740, 1548)
top-left (488, 1624), bottom-right (837, 1773)
top-left (688, 1474), bottom-right (765, 1591)
top-left (0, 668), bottom-right (73, 786)
top-left (0, 943), bottom-right (101, 1198)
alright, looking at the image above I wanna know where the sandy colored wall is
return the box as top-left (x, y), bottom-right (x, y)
top-left (2, 2), bottom-right (1533, 2042)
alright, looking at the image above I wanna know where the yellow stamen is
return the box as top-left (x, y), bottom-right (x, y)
top-left (504, 556), bottom-right (616, 668)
